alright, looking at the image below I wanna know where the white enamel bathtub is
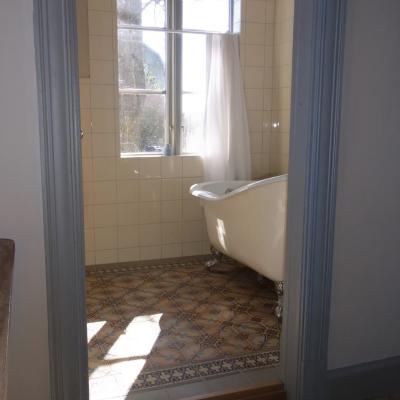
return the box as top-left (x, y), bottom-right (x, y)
top-left (190, 174), bottom-right (287, 283)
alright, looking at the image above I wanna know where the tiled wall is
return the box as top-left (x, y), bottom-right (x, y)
top-left (270, 0), bottom-right (294, 174)
top-left (80, 0), bottom-right (294, 265)
top-left (81, 2), bottom-right (208, 265)
top-left (239, 0), bottom-right (276, 179)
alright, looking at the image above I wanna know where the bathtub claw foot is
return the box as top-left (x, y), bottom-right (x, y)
top-left (274, 281), bottom-right (284, 319)
top-left (206, 247), bottom-right (224, 272)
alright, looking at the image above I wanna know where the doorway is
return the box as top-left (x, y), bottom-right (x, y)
top-left (33, 0), bottom-right (347, 399)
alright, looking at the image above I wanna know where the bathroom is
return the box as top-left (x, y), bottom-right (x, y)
top-left (79, 0), bottom-right (293, 398)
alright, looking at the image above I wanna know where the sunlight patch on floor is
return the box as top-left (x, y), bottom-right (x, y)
top-left (87, 321), bottom-right (107, 343)
top-left (105, 313), bottom-right (162, 360)
top-left (88, 314), bottom-right (162, 399)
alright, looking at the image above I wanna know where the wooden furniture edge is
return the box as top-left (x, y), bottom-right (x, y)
top-left (0, 239), bottom-right (15, 400)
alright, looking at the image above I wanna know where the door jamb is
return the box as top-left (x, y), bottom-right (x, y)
top-left (33, 0), bottom-right (347, 399)
top-left (283, 0), bottom-right (347, 398)
top-left (34, 0), bottom-right (89, 399)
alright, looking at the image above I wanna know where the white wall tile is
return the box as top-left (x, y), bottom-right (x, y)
top-left (161, 156), bottom-right (182, 178)
top-left (118, 247), bottom-right (140, 262)
top-left (81, 133), bottom-right (93, 158)
top-left (94, 227), bottom-right (117, 250)
top-left (182, 199), bottom-right (203, 221)
top-left (161, 179), bottom-right (182, 200)
top-left (83, 182), bottom-right (94, 205)
top-left (117, 158), bottom-right (140, 180)
top-left (162, 222), bottom-right (182, 244)
top-left (264, 23), bottom-right (274, 46)
top-left (263, 89), bottom-right (273, 110)
top-left (182, 242), bottom-right (203, 256)
top-left (84, 229), bottom-right (95, 252)
top-left (92, 134), bottom-right (116, 157)
top-left (140, 246), bottom-right (162, 260)
top-left (88, 10), bottom-right (113, 36)
top-left (139, 224), bottom-right (162, 246)
top-left (116, 180), bottom-right (139, 203)
top-left (182, 156), bottom-right (203, 178)
top-left (118, 225), bottom-right (139, 248)
top-left (263, 110), bottom-right (272, 133)
top-left (139, 202), bottom-right (161, 224)
top-left (90, 84), bottom-right (115, 108)
top-left (117, 203), bottom-right (139, 226)
top-left (95, 249), bottom-right (118, 264)
top-left (80, 109), bottom-right (92, 134)
top-left (89, 35), bottom-right (114, 60)
top-left (139, 179), bottom-right (161, 202)
top-left (245, 89), bottom-right (264, 110)
top-left (246, 0), bottom-right (266, 23)
top-left (93, 204), bottom-right (117, 227)
top-left (90, 60), bottom-right (114, 84)
top-left (161, 200), bottom-right (182, 223)
top-left (82, 158), bottom-right (93, 182)
top-left (140, 157), bottom-right (161, 179)
top-left (244, 67), bottom-right (264, 89)
top-left (182, 221), bottom-right (204, 243)
top-left (264, 67), bottom-right (273, 88)
top-left (85, 251), bottom-right (95, 265)
top-left (245, 45), bottom-right (265, 67)
top-left (84, 205), bottom-right (94, 228)
top-left (265, 0), bottom-right (275, 24)
top-left (80, 83), bottom-right (91, 108)
top-left (88, 0), bottom-right (113, 11)
top-left (92, 157), bottom-right (116, 181)
top-left (245, 23), bottom-right (265, 45)
top-left (248, 110), bottom-right (263, 132)
top-left (162, 244), bottom-right (182, 258)
top-left (93, 181), bottom-right (117, 204)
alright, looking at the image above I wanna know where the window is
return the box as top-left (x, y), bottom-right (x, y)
top-left (117, 0), bottom-right (235, 156)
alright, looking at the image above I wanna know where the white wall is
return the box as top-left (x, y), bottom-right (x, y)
top-left (328, 0), bottom-right (400, 369)
top-left (0, 0), bottom-right (50, 398)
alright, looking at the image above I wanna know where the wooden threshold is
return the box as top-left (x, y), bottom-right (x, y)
top-left (183, 381), bottom-right (286, 400)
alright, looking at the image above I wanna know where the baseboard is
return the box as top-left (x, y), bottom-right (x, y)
top-left (327, 355), bottom-right (400, 399)
top-left (85, 254), bottom-right (211, 270)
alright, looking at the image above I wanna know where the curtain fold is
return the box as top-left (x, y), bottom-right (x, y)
top-left (202, 33), bottom-right (251, 181)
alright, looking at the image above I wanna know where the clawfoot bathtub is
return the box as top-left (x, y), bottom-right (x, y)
top-left (190, 174), bottom-right (287, 316)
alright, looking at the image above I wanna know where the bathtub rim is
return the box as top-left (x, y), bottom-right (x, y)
top-left (190, 174), bottom-right (288, 202)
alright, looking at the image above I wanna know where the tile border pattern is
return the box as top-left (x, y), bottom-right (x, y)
top-left (130, 351), bottom-right (279, 391)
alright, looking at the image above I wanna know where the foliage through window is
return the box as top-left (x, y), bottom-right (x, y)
top-left (117, 0), bottom-right (234, 155)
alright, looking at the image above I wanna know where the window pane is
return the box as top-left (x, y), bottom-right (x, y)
top-left (118, 30), bottom-right (166, 90)
top-left (181, 34), bottom-right (207, 154)
top-left (119, 94), bottom-right (166, 154)
top-left (117, 0), bottom-right (166, 28)
top-left (182, 0), bottom-right (230, 32)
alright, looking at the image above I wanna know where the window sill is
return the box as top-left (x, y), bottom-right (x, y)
top-left (120, 153), bottom-right (201, 159)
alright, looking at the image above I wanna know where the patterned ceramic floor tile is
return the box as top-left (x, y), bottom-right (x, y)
top-left (87, 258), bottom-right (280, 398)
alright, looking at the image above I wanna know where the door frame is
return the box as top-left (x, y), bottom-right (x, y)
top-left (34, 1), bottom-right (88, 399)
top-left (33, 0), bottom-right (347, 399)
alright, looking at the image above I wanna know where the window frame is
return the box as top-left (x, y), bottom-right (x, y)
top-left (117, 0), bottom-right (235, 156)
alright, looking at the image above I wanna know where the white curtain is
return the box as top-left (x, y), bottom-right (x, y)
top-left (202, 33), bottom-right (251, 181)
